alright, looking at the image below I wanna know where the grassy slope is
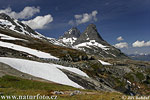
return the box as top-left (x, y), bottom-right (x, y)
top-left (0, 75), bottom-right (123, 100)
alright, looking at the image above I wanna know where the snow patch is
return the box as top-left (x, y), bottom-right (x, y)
top-left (98, 60), bottom-right (112, 65)
top-left (0, 57), bottom-right (84, 88)
top-left (0, 41), bottom-right (58, 59)
top-left (56, 65), bottom-right (89, 78)
top-left (60, 37), bottom-right (77, 45)
top-left (75, 40), bottom-right (109, 50)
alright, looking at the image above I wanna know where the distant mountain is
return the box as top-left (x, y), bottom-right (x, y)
top-left (74, 24), bottom-right (106, 45)
top-left (59, 24), bottom-right (128, 59)
top-left (128, 54), bottom-right (150, 61)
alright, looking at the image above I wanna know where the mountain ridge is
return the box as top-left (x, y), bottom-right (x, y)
top-left (58, 24), bottom-right (128, 59)
top-left (0, 13), bottom-right (44, 38)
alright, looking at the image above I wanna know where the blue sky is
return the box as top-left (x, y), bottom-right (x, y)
top-left (0, 0), bottom-right (150, 54)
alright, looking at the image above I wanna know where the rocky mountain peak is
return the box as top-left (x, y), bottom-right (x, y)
top-left (0, 13), bottom-right (42, 37)
top-left (0, 13), bottom-right (16, 25)
top-left (0, 13), bottom-right (12, 20)
top-left (74, 24), bottom-right (105, 45)
top-left (86, 23), bottom-right (97, 30)
top-left (58, 27), bottom-right (81, 46)
top-left (60, 27), bottom-right (80, 39)
top-left (84, 24), bottom-right (104, 41)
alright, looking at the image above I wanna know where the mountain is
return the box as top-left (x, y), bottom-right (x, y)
top-left (58, 27), bottom-right (81, 46)
top-left (60, 24), bottom-right (128, 58)
top-left (128, 54), bottom-right (150, 61)
top-left (74, 24), bottom-right (105, 45)
top-left (0, 13), bottom-right (44, 39)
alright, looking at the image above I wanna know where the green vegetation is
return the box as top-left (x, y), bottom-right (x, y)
top-left (125, 73), bottom-right (134, 82)
top-left (0, 75), bottom-right (124, 100)
top-left (135, 72), bottom-right (145, 81)
top-left (0, 75), bottom-right (77, 95)
top-left (112, 77), bottom-right (126, 88)
top-left (57, 92), bottom-right (123, 100)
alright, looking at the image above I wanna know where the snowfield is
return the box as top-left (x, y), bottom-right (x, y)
top-left (0, 57), bottom-right (89, 88)
top-left (99, 60), bottom-right (112, 65)
top-left (56, 65), bottom-right (89, 78)
top-left (0, 41), bottom-right (58, 59)
top-left (74, 40), bottom-right (109, 50)
top-left (0, 33), bottom-right (25, 41)
top-left (59, 37), bottom-right (77, 45)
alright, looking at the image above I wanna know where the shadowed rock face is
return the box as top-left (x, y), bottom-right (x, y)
top-left (0, 13), bottom-right (13, 21)
top-left (74, 24), bottom-right (107, 45)
top-left (60, 27), bottom-right (81, 39)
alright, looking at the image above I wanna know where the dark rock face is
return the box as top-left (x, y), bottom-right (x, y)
top-left (59, 27), bottom-right (80, 39)
top-left (74, 24), bottom-right (107, 45)
top-left (0, 13), bottom-right (14, 22)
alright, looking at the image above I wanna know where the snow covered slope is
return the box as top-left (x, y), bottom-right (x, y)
top-left (0, 41), bottom-right (58, 59)
top-left (0, 13), bottom-right (45, 39)
top-left (0, 57), bottom-right (89, 88)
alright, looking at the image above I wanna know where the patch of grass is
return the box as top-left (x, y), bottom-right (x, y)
top-left (0, 75), bottom-right (78, 95)
top-left (135, 72), bottom-right (145, 81)
top-left (57, 92), bottom-right (123, 100)
top-left (112, 77), bottom-right (126, 89)
top-left (125, 73), bottom-right (134, 82)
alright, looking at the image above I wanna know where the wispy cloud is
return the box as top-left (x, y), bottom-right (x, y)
top-left (117, 36), bottom-right (124, 41)
top-left (0, 6), bottom-right (40, 19)
top-left (132, 40), bottom-right (150, 47)
top-left (69, 10), bottom-right (98, 25)
top-left (22, 14), bottom-right (53, 29)
top-left (114, 42), bottom-right (128, 49)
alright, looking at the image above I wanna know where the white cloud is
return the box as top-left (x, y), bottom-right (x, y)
top-left (22, 14), bottom-right (53, 29)
top-left (132, 40), bottom-right (150, 47)
top-left (69, 10), bottom-right (98, 25)
top-left (117, 36), bottom-right (124, 41)
top-left (114, 42), bottom-right (128, 49)
top-left (0, 6), bottom-right (40, 19)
